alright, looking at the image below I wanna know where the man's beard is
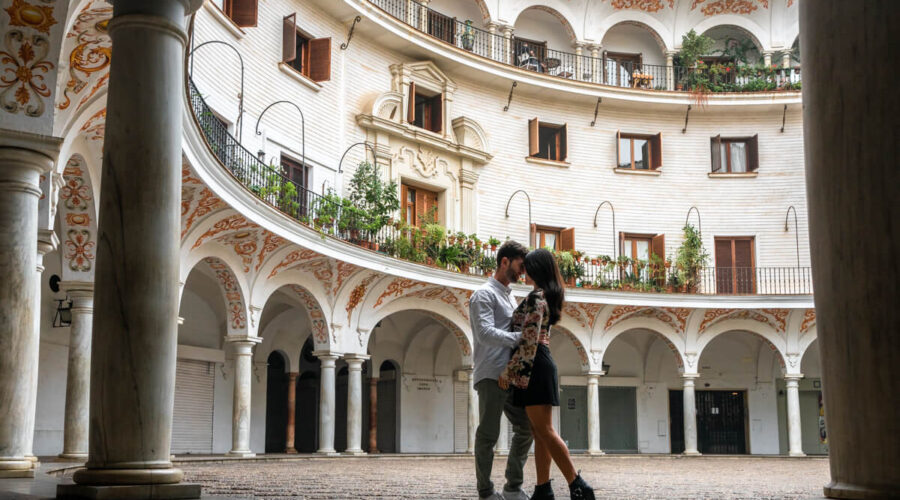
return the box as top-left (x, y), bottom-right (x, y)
top-left (505, 267), bottom-right (519, 284)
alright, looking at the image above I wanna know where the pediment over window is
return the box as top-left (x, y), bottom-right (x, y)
top-left (389, 61), bottom-right (457, 95)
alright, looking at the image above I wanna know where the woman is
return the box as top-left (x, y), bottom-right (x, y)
top-left (499, 249), bottom-right (595, 500)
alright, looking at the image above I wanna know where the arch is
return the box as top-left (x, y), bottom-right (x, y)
top-left (510, 4), bottom-right (579, 45)
top-left (264, 350), bottom-right (289, 452)
top-left (696, 323), bottom-right (787, 370)
top-left (691, 17), bottom-right (770, 53)
top-left (263, 282), bottom-right (331, 350)
top-left (361, 304), bottom-right (473, 366)
top-left (550, 324), bottom-right (590, 373)
top-left (58, 154), bottom-right (99, 280)
top-left (182, 256), bottom-right (249, 336)
top-left (596, 15), bottom-right (676, 53)
top-left (798, 327), bottom-right (818, 363)
top-left (601, 326), bottom-right (686, 371)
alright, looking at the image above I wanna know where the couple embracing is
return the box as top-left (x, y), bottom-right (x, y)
top-left (468, 241), bottom-right (595, 500)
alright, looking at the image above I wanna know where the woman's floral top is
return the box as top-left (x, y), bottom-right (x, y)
top-left (498, 289), bottom-right (550, 389)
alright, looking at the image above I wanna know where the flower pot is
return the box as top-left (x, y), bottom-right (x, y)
top-left (490, 245), bottom-right (497, 252)
top-left (566, 277), bottom-right (576, 287)
top-left (459, 263), bottom-right (470, 274)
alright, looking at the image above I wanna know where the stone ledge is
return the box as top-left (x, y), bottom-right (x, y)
top-left (56, 482), bottom-right (201, 499)
top-left (278, 63), bottom-right (322, 92)
top-left (525, 156), bottom-right (571, 168)
top-left (202, 1), bottom-right (245, 39)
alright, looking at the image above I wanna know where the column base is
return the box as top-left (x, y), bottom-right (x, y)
top-left (59, 453), bottom-right (88, 461)
top-left (496, 449), bottom-right (510, 456)
top-left (57, 482), bottom-right (201, 499)
top-left (682, 450), bottom-right (702, 456)
top-left (285, 448), bottom-right (298, 454)
top-left (0, 469), bottom-right (34, 478)
top-left (788, 451), bottom-right (807, 457)
top-left (315, 450), bottom-right (340, 456)
top-left (824, 481), bottom-right (898, 499)
top-left (26, 455), bottom-right (39, 463)
top-left (587, 450), bottom-right (606, 456)
top-left (342, 450), bottom-right (367, 456)
top-left (225, 451), bottom-right (256, 458)
top-left (0, 459), bottom-right (34, 472)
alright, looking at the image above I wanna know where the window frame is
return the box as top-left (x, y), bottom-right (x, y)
top-left (282, 14), bottom-right (332, 83)
top-left (714, 236), bottom-right (757, 294)
top-left (711, 134), bottom-right (759, 173)
top-left (406, 82), bottom-right (444, 134)
top-left (400, 182), bottom-right (440, 227)
top-left (535, 225), bottom-right (562, 251)
top-left (219, 0), bottom-right (257, 27)
top-left (529, 118), bottom-right (568, 162)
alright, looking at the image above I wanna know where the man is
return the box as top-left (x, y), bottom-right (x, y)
top-left (469, 240), bottom-right (533, 500)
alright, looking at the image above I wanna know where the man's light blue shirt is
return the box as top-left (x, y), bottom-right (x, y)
top-left (470, 277), bottom-right (520, 385)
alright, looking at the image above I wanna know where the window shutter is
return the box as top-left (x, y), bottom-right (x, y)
top-left (528, 118), bottom-right (540, 157)
top-left (734, 238), bottom-right (755, 293)
top-left (652, 132), bottom-right (663, 169)
top-left (734, 239), bottom-right (753, 268)
top-left (282, 14), bottom-right (297, 63)
top-left (400, 184), bottom-right (409, 224)
top-left (529, 223), bottom-right (537, 248)
top-left (747, 134), bottom-right (759, 171)
top-left (426, 191), bottom-right (438, 222)
top-left (619, 232), bottom-right (625, 257)
top-left (711, 135), bottom-right (722, 172)
top-left (560, 227), bottom-right (575, 251)
top-left (407, 82), bottom-right (416, 125)
top-left (308, 38), bottom-right (332, 82)
top-left (715, 239), bottom-right (733, 268)
top-left (561, 123), bottom-right (569, 162)
top-left (432, 93), bottom-right (443, 134)
top-left (651, 234), bottom-right (665, 261)
top-left (616, 130), bottom-right (621, 167)
top-left (231, 0), bottom-right (258, 27)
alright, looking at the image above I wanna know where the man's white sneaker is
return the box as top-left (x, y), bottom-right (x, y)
top-left (502, 489), bottom-right (530, 500)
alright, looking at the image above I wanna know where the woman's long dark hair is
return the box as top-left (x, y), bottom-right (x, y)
top-left (524, 248), bottom-right (565, 325)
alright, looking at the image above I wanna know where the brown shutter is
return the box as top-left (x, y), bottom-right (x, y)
top-left (561, 123), bottom-right (569, 162)
top-left (308, 38), bottom-right (332, 82)
top-left (529, 223), bottom-right (537, 248)
top-left (528, 118), bottom-right (540, 157)
top-left (432, 93), bottom-right (443, 134)
top-left (652, 132), bottom-right (663, 169)
top-left (711, 135), bottom-right (722, 172)
top-left (559, 227), bottom-right (575, 251)
top-left (616, 130), bottom-right (621, 167)
top-left (407, 82), bottom-right (416, 125)
top-left (283, 14), bottom-right (297, 63)
top-left (426, 191), bottom-right (438, 222)
top-left (400, 184), bottom-right (409, 225)
top-left (651, 233), bottom-right (665, 261)
top-left (231, 0), bottom-right (258, 27)
top-left (415, 188), bottom-right (425, 225)
top-left (747, 134), bottom-right (759, 171)
top-left (734, 238), bottom-right (755, 293)
top-left (715, 239), bottom-right (733, 268)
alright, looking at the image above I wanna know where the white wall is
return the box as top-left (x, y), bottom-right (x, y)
top-left (399, 374), bottom-right (455, 452)
top-left (512, 8), bottom-right (572, 52)
top-left (602, 24), bottom-right (667, 66)
top-left (33, 249), bottom-right (68, 456)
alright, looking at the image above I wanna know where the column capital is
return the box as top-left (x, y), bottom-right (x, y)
top-left (224, 336), bottom-right (262, 354)
top-left (37, 229), bottom-right (58, 256)
top-left (784, 373), bottom-right (804, 381)
top-left (587, 371), bottom-right (604, 379)
top-left (287, 371), bottom-right (299, 380)
top-left (343, 354), bottom-right (370, 362)
top-left (59, 281), bottom-right (94, 297)
top-left (500, 25), bottom-right (514, 36)
top-left (0, 129), bottom-right (63, 170)
top-left (460, 168), bottom-right (479, 186)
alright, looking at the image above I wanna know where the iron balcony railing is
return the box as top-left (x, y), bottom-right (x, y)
top-left (188, 79), bottom-right (811, 295)
top-left (367, 0), bottom-right (801, 92)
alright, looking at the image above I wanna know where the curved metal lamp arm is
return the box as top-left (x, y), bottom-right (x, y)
top-left (338, 142), bottom-right (376, 174)
top-left (505, 189), bottom-right (532, 247)
top-left (189, 40), bottom-right (245, 142)
top-left (255, 100), bottom-right (305, 171)
top-left (685, 206), bottom-right (702, 239)
top-left (785, 205), bottom-right (800, 268)
top-left (593, 200), bottom-right (616, 261)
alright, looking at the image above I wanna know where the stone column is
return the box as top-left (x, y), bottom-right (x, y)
top-left (763, 51), bottom-right (774, 67)
top-left (587, 373), bottom-right (604, 455)
top-left (344, 355), bottom-right (368, 455)
top-left (60, 2), bottom-right (203, 497)
top-left (285, 372), bottom-right (298, 453)
top-left (418, 0), bottom-right (429, 32)
top-left (782, 52), bottom-right (791, 69)
top-left (0, 131), bottom-right (59, 479)
top-left (368, 377), bottom-right (379, 453)
top-left (316, 352), bottom-right (339, 454)
top-left (665, 51), bottom-right (677, 91)
top-left (487, 23), bottom-right (498, 61)
top-left (785, 375), bottom-right (805, 457)
top-left (496, 415), bottom-right (509, 455)
top-left (58, 282), bottom-right (94, 460)
top-left (802, 2), bottom-right (899, 497)
top-left (467, 370), bottom-right (478, 454)
top-left (226, 338), bottom-right (260, 457)
top-left (589, 45), bottom-right (601, 83)
top-left (573, 42), bottom-right (584, 81)
top-left (502, 26), bottom-right (514, 65)
top-left (682, 375), bottom-right (701, 455)
top-left (459, 168), bottom-right (478, 235)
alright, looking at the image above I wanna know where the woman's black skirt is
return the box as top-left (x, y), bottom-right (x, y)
top-left (512, 343), bottom-right (560, 407)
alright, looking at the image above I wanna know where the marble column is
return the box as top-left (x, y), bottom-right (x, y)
top-left (785, 375), bottom-right (805, 457)
top-left (682, 375), bottom-right (700, 455)
top-left (58, 282), bottom-right (95, 460)
top-left (782, 52), bottom-right (791, 69)
top-left (0, 132), bottom-right (59, 479)
top-left (344, 355), bottom-right (368, 455)
top-left (589, 45), bottom-right (601, 83)
top-left (487, 23), bottom-right (498, 62)
top-left (802, 2), bottom-right (899, 497)
top-left (285, 372), bottom-right (298, 453)
top-left (587, 373), bottom-right (604, 455)
top-left (763, 51), bottom-right (774, 67)
top-left (316, 352), bottom-right (339, 455)
top-left (502, 26), bottom-right (513, 65)
top-left (665, 51), bottom-right (677, 91)
top-left (573, 42), bottom-right (584, 81)
top-left (61, 1), bottom-right (203, 497)
top-left (467, 370), bottom-right (478, 454)
top-left (496, 415), bottom-right (509, 455)
top-left (368, 377), bottom-right (379, 453)
top-left (226, 338), bottom-right (260, 457)
top-left (417, 0), bottom-right (429, 32)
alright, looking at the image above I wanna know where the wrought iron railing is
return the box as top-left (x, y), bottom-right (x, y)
top-left (367, 0), bottom-right (801, 92)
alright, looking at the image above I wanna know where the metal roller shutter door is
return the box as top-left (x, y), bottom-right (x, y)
top-left (171, 359), bottom-right (215, 454)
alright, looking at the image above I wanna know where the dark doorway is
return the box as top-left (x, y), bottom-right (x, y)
top-left (670, 390), bottom-right (748, 454)
top-left (560, 386), bottom-right (587, 451)
top-left (295, 338), bottom-right (320, 453)
top-left (599, 387), bottom-right (638, 453)
top-left (265, 351), bottom-right (288, 452)
top-left (334, 365), bottom-right (349, 452)
top-left (375, 361), bottom-right (399, 453)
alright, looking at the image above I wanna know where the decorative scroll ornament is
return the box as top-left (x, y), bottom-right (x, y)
top-left (692, 0), bottom-right (767, 15)
top-left (59, 0), bottom-right (111, 110)
top-left (0, 29), bottom-right (54, 117)
top-left (5, 0), bottom-right (56, 34)
top-left (608, 0), bottom-right (674, 12)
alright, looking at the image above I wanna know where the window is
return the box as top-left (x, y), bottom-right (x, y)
top-left (406, 82), bottom-right (443, 133)
top-left (714, 237), bottom-right (756, 294)
top-left (282, 14), bottom-right (331, 82)
top-left (401, 183), bottom-right (439, 227)
top-left (280, 155), bottom-right (309, 215)
top-left (528, 118), bottom-right (568, 162)
top-left (217, 0), bottom-right (258, 27)
top-left (711, 135), bottom-right (759, 173)
top-left (617, 131), bottom-right (662, 170)
top-left (531, 225), bottom-right (574, 251)
top-left (620, 233), bottom-right (665, 282)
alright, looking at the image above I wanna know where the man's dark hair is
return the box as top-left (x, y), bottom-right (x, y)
top-left (496, 240), bottom-right (528, 265)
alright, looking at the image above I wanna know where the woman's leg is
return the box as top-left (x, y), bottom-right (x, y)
top-left (532, 428), bottom-right (552, 485)
top-left (526, 405), bottom-right (577, 484)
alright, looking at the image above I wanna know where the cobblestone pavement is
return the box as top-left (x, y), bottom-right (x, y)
top-left (178, 455), bottom-right (830, 499)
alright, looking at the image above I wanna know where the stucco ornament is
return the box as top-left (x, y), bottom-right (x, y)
top-left (0, 29), bottom-right (54, 116)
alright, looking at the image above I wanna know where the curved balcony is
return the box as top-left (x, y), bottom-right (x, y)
top-left (187, 78), bottom-right (812, 298)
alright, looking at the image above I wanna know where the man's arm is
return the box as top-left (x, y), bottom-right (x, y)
top-left (470, 293), bottom-right (519, 348)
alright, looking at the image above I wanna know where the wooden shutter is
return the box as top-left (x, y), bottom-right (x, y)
top-left (530, 223), bottom-right (537, 248)
top-left (528, 118), bottom-right (540, 157)
top-left (308, 38), bottom-right (332, 82)
top-left (651, 234), bottom-right (665, 261)
top-left (715, 239), bottom-right (733, 268)
top-left (711, 135), bottom-right (722, 172)
top-left (407, 82), bottom-right (416, 124)
top-left (616, 130), bottom-right (621, 167)
top-left (415, 188), bottom-right (426, 224)
top-left (714, 238), bottom-right (733, 294)
top-left (747, 134), bottom-right (759, 171)
top-left (400, 184), bottom-right (409, 224)
top-left (283, 14), bottom-right (297, 62)
top-left (652, 132), bottom-right (663, 169)
top-left (425, 191), bottom-right (438, 222)
top-left (231, 0), bottom-right (258, 27)
top-left (561, 123), bottom-right (569, 161)
top-left (560, 227), bottom-right (575, 251)
top-left (432, 93), bottom-right (443, 134)
top-left (734, 239), bottom-right (754, 293)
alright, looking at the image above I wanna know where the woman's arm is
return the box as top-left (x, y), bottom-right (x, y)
top-left (499, 293), bottom-right (547, 389)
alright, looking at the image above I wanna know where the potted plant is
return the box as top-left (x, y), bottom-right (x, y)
top-left (480, 255), bottom-right (497, 276)
top-left (488, 236), bottom-right (501, 252)
top-left (347, 160), bottom-right (400, 242)
top-left (555, 250), bottom-right (577, 287)
top-left (460, 20), bottom-right (475, 51)
top-left (674, 224), bottom-right (709, 293)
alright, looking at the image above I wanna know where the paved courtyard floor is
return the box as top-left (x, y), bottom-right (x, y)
top-left (174, 455), bottom-right (830, 499)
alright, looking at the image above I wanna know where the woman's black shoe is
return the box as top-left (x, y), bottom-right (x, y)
top-left (568, 474), bottom-right (595, 500)
top-left (530, 480), bottom-right (555, 499)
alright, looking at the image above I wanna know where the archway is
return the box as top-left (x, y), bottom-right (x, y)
top-left (265, 351), bottom-right (288, 452)
top-left (375, 360), bottom-right (400, 453)
top-left (295, 337), bottom-right (320, 453)
top-left (776, 339), bottom-right (827, 455)
top-left (551, 325), bottom-right (590, 451)
top-left (601, 22), bottom-right (668, 88)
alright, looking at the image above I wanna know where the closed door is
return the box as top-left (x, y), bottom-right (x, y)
top-left (377, 375), bottom-right (398, 453)
top-left (172, 359), bottom-right (214, 454)
top-left (295, 373), bottom-right (319, 453)
top-left (696, 390), bottom-right (747, 454)
top-left (560, 386), bottom-right (588, 451)
top-left (800, 390), bottom-right (829, 455)
top-left (715, 237), bottom-right (756, 294)
top-left (599, 387), bottom-right (638, 453)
